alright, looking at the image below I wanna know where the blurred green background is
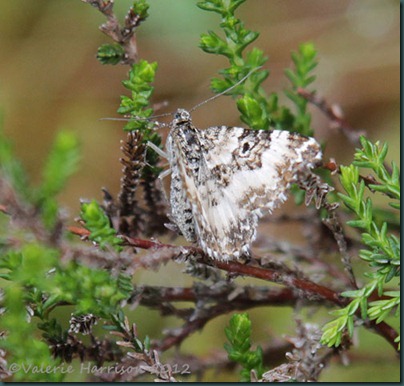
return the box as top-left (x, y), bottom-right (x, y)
top-left (0, 0), bottom-right (399, 382)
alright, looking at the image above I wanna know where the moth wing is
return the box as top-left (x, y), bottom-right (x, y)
top-left (191, 126), bottom-right (322, 260)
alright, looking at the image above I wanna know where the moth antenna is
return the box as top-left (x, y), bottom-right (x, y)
top-left (100, 117), bottom-right (133, 122)
top-left (147, 112), bottom-right (173, 120)
top-left (100, 112), bottom-right (173, 123)
top-left (189, 66), bottom-right (263, 113)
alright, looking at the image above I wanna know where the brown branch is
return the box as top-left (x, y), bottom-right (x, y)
top-left (49, 333), bottom-right (124, 365)
top-left (215, 260), bottom-right (344, 304)
top-left (67, 228), bottom-right (399, 352)
top-left (0, 204), bottom-right (9, 215)
top-left (136, 284), bottom-right (304, 325)
top-left (122, 236), bottom-right (400, 352)
top-left (299, 89), bottom-right (393, 176)
top-left (121, 237), bottom-right (344, 305)
top-left (68, 225), bottom-right (91, 238)
top-left (259, 209), bottom-right (360, 288)
top-left (264, 237), bottom-right (357, 288)
top-left (297, 88), bottom-right (365, 146)
top-left (153, 296), bottom-right (287, 352)
top-left (118, 131), bottom-right (146, 236)
top-left (298, 172), bottom-right (357, 289)
top-left (82, 0), bottom-right (145, 64)
top-left (143, 286), bottom-right (301, 351)
top-left (0, 178), bottom-right (54, 244)
top-left (124, 236), bottom-right (168, 250)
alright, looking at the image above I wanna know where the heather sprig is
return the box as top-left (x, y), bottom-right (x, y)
top-left (321, 137), bottom-right (400, 349)
top-left (197, 0), bottom-right (319, 136)
top-left (284, 42), bottom-right (318, 136)
top-left (197, 0), bottom-right (271, 130)
top-left (224, 313), bottom-right (265, 382)
top-left (80, 200), bottom-right (123, 252)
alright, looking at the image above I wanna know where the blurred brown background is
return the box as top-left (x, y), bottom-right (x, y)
top-left (0, 0), bottom-right (399, 382)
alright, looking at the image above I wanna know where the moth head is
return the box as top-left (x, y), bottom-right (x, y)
top-left (173, 109), bottom-right (192, 126)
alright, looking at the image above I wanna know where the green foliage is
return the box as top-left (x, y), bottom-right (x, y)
top-left (0, 244), bottom-right (57, 289)
top-left (96, 0), bottom-right (150, 66)
top-left (197, 0), bottom-right (270, 130)
top-left (198, 0), bottom-right (319, 208)
top-left (103, 310), bottom-right (150, 352)
top-left (0, 120), bottom-right (31, 202)
top-left (0, 243), bottom-right (133, 319)
top-left (118, 60), bottom-right (163, 176)
top-left (224, 313), bottom-right (265, 382)
top-left (0, 0), bottom-right (399, 381)
top-left (0, 113), bottom-right (136, 380)
top-left (284, 42), bottom-right (318, 136)
top-left (321, 137), bottom-right (400, 349)
top-left (36, 131), bottom-right (80, 229)
top-left (354, 136), bottom-right (400, 206)
top-left (1, 286), bottom-right (63, 382)
top-left (0, 236), bottom-right (133, 380)
top-left (0, 244), bottom-right (63, 381)
top-left (0, 128), bottom-right (79, 230)
top-left (80, 200), bottom-right (123, 252)
top-left (118, 60), bottom-right (157, 131)
top-left (197, 0), bottom-right (318, 136)
top-left (52, 265), bottom-right (133, 318)
top-left (131, 0), bottom-right (150, 20)
top-left (38, 131), bottom-right (80, 199)
top-left (97, 43), bottom-right (126, 65)
top-left (0, 241), bottom-right (133, 380)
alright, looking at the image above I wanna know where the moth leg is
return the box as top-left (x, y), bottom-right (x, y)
top-left (155, 167), bottom-right (171, 210)
top-left (143, 142), bottom-right (169, 169)
top-left (158, 167), bottom-right (172, 180)
top-left (146, 141), bottom-right (169, 159)
top-left (164, 214), bottom-right (182, 234)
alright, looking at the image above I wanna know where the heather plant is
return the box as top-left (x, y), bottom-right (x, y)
top-left (0, 0), bottom-right (399, 382)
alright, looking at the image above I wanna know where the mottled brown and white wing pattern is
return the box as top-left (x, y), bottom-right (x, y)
top-left (166, 109), bottom-right (322, 261)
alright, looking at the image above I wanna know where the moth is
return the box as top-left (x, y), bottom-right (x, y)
top-left (154, 108), bottom-right (322, 261)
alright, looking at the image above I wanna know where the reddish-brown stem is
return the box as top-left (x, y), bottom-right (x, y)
top-left (68, 226), bottom-right (91, 238)
top-left (122, 235), bottom-right (344, 304)
top-left (69, 229), bottom-right (399, 352)
top-left (124, 236), bottom-right (399, 352)
top-left (82, 0), bottom-right (140, 64)
top-left (297, 87), bottom-right (365, 146)
top-left (299, 88), bottom-right (393, 175)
